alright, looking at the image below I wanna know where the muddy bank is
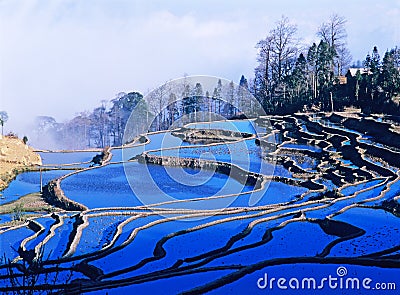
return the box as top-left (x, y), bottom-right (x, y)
top-left (293, 114), bottom-right (397, 176)
top-left (314, 218), bottom-right (365, 237)
top-left (90, 147), bottom-right (112, 166)
top-left (42, 179), bottom-right (88, 211)
top-left (342, 116), bottom-right (400, 149)
top-left (139, 153), bottom-right (323, 191)
top-left (172, 127), bottom-right (253, 144)
top-left (379, 200), bottom-right (400, 217)
top-left (139, 153), bottom-right (263, 188)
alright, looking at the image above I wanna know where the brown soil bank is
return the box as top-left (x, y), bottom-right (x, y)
top-left (42, 179), bottom-right (88, 211)
top-left (0, 136), bottom-right (42, 191)
top-left (172, 128), bottom-right (253, 144)
top-left (139, 153), bottom-right (263, 188)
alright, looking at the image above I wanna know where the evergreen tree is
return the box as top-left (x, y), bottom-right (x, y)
top-left (238, 75), bottom-right (250, 114)
top-left (239, 75), bottom-right (248, 88)
top-left (167, 93), bottom-right (179, 125)
top-left (380, 50), bottom-right (400, 99)
top-left (362, 46), bottom-right (381, 108)
top-left (213, 79), bottom-right (223, 115)
top-left (181, 83), bottom-right (192, 116)
top-left (287, 53), bottom-right (309, 108)
top-left (192, 82), bottom-right (203, 120)
top-left (225, 81), bottom-right (236, 117)
top-left (316, 40), bottom-right (335, 110)
top-left (307, 43), bottom-right (318, 101)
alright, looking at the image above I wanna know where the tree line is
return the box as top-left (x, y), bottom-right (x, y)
top-left (347, 46), bottom-right (400, 114)
top-left (34, 92), bottom-right (144, 149)
top-left (252, 14), bottom-right (400, 115)
top-left (34, 77), bottom-right (256, 149)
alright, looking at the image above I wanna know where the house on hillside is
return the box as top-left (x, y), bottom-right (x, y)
top-left (334, 76), bottom-right (347, 85)
top-left (346, 68), bottom-right (372, 78)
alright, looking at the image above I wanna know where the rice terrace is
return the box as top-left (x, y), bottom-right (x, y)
top-left (1, 75), bottom-right (400, 294)
top-left (1, 2), bottom-right (400, 294)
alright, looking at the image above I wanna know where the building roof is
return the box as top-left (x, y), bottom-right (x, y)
top-left (347, 68), bottom-right (372, 76)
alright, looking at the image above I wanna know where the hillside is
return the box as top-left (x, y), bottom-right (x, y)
top-left (0, 136), bottom-right (42, 191)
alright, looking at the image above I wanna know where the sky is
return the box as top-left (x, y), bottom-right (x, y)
top-left (0, 0), bottom-right (399, 136)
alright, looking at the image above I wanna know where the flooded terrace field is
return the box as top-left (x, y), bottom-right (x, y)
top-left (0, 114), bottom-right (399, 294)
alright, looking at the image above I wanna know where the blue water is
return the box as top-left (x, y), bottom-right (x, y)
top-left (87, 269), bottom-right (234, 295)
top-left (0, 170), bottom-right (72, 204)
top-left (2, 118), bottom-right (399, 294)
top-left (0, 213), bottom-right (13, 224)
top-left (206, 222), bottom-right (337, 267)
top-left (306, 187), bottom-right (386, 219)
top-left (120, 216), bottom-right (255, 278)
top-left (90, 216), bottom-right (226, 274)
top-left (228, 182), bottom-right (308, 207)
top-left (24, 216), bottom-right (56, 250)
top-left (39, 151), bottom-right (97, 165)
top-left (377, 178), bottom-right (400, 202)
top-left (331, 207), bottom-right (400, 257)
top-left (150, 138), bottom-right (275, 176)
top-left (73, 215), bottom-right (130, 256)
top-left (340, 179), bottom-right (386, 196)
top-left (0, 227), bottom-right (34, 263)
top-left (112, 132), bottom-right (194, 162)
top-left (43, 214), bottom-right (75, 260)
top-left (61, 162), bottom-right (255, 209)
top-left (213, 264), bottom-right (400, 295)
top-left (232, 216), bottom-right (293, 249)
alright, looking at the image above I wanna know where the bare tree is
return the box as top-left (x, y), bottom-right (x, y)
top-left (90, 101), bottom-right (109, 148)
top-left (0, 111), bottom-right (8, 136)
top-left (255, 35), bottom-right (274, 100)
top-left (271, 16), bottom-right (298, 82)
top-left (317, 14), bottom-right (351, 75)
top-left (63, 112), bottom-right (92, 149)
top-left (336, 44), bottom-right (352, 75)
top-left (318, 14), bottom-right (347, 48)
top-left (147, 82), bottom-right (169, 130)
top-left (254, 16), bottom-right (298, 110)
